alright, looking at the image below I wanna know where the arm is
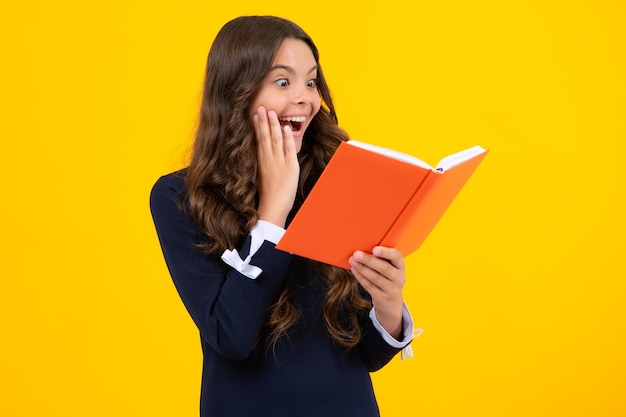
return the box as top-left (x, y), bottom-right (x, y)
top-left (150, 174), bottom-right (292, 361)
top-left (150, 108), bottom-right (299, 361)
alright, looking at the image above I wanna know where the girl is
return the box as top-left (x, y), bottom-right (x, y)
top-left (150, 15), bottom-right (414, 417)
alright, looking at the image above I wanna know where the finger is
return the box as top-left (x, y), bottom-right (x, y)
top-left (373, 246), bottom-right (405, 271)
top-left (253, 111), bottom-right (264, 158)
top-left (255, 106), bottom-right (274, 153)
top-left (350, 253), bottom-right (406, 311)
top-left (281, 124), bottom-right (296, 159)
top-left (356, 251), bottom-right (397, 280)
top-left (351, 265), bottom-right (385, 295)
top-left (267, 110), bottom-right (285, 155)
top-left (349, 252), bottom-right (391, 289)
top-left (355, 249), bottom-right (407, 291)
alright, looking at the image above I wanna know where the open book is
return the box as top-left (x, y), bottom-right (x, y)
top-left (276, 140), bottom-right (488, 268)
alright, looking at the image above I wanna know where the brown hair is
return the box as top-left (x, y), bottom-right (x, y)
top-left (185, 16), bottom-right (370, 350)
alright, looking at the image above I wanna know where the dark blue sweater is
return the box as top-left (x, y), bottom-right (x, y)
top-left (150, 172), bottom-right (406, 417)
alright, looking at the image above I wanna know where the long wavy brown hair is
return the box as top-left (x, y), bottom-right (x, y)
top-left (185, 16), bottom-right (371, 350)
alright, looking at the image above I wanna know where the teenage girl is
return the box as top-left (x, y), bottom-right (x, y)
top-left (150, 15), bottom-right (414, 417)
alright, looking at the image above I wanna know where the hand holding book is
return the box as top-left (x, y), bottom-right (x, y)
top-left (349, 245), bottom-right (406, 339)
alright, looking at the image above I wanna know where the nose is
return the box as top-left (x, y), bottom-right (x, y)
top-left (292, 84), bottom-right (314, 105)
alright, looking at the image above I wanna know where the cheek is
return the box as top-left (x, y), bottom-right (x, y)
top-left (250, 86), bottom-right (281, 112)
top-left (295, 138), bottom-right (303, 153)
top-left (313, 96), bottom-right (322, 114)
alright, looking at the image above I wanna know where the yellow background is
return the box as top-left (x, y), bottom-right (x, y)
top-left (1, 1), bottom-right (624, 416)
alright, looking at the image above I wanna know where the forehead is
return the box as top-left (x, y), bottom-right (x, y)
top-left (272, 38), bottom-right (317, 67)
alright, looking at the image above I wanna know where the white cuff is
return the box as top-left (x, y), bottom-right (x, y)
top-left (249, 220), bottom-right (285, 252)
top-left (369, 302), bottom-right (422, 359)
top-left (220, 220), bottom-right (286, 280)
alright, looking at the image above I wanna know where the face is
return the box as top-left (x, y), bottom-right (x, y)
top-left (250, 38), bottom-right (322, 152)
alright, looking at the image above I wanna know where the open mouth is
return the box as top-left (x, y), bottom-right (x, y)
top-left (279, 116), bottom-right (306, 132)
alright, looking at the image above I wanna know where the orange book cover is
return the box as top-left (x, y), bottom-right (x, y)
top-left (275, 140), bottom-right (488, 268)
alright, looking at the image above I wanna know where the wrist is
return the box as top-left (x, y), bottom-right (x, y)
top-left (374, 307), bottom-right (403, 340)
top-left (257, 207), bottom-right (288, 228)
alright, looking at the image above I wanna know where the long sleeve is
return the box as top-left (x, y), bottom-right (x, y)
top-left (356, 303), bottom-right (413, 372)
top-left (149, 173), bottom-right (293, 360)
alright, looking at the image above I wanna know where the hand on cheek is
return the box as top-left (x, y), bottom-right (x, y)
top-left (349, 246), bottom-right (406, 339)
top-left (253, 106), bottom-right (300, 228)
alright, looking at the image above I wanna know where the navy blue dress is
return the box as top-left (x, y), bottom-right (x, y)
top-left (150, 172), bottom-right (408, 417)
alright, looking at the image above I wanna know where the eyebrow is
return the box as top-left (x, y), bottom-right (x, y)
top-left (269, 65), bottom-right (318, 76)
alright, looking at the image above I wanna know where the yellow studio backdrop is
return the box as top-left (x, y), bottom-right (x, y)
top-left (1, 1), bottom-right (624, 416)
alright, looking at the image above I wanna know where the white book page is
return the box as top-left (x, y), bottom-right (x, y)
top-left (347, 140), bottom-right (433, 170)
top-left (436, 145), bottom-right (487, 171)
top-left (348, 140), bottom-right (486, 172)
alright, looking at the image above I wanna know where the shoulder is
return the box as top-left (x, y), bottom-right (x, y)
top-left (150, 168), bottom-right (186, 202)
top-left (149, 169), bottom-right (188, 217)
top-left (151, 169), bottom-right (186, 196)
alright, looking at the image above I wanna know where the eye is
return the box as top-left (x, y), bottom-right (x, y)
top-left (306, 79), bottom-right (317, 88)
top-left (275, 78), bottom-right (289, 87)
